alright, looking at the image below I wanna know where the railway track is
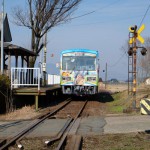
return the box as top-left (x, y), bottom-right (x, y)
top-left (0, 98), bottom-right (72, 150)
top-left (45, 100), bottom-right (88, 150)
top-left (0, 98), bottom-right (89, 150)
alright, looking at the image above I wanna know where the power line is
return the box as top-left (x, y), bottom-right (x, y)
top-left (70, 11), bottom-right (96, 20)
top-left (95, 0), bottom-right (121, 12)
top-left (69, 15), bottom-right (143, 27)
top-left (107, 51), bottom-right (127, 67)
top-left (70, 0), bottom-right (121, 20)
top-left (139, 1), bottom-right (150, 27)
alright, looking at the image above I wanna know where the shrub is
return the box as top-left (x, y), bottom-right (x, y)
top-left (0, 74), bottom-right (10, 93)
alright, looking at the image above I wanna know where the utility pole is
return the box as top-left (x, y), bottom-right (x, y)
top-left (1, 0), bottom-right (4, 74)
top-left (43, 32), bottom-right (47, 86)
top-left (105, 63), bottom-right (107, 89)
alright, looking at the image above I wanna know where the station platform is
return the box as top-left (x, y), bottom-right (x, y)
top-left (13, 85), bottom-right (61, 95)
top-left (12, 85), bottom-right (61, 111)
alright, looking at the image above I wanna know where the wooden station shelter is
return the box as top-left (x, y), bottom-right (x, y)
top-left (0, 13), bottom-right (61, 111)
top-left (0, 13), bottom-right (37, 77)
top-left (3, 43), bottom-right (38, 78)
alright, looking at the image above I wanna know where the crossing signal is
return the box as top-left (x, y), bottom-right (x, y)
top-left (129, 25), bottom-right (137, 33)
top-left (129, 24), bottom-right (145, 44)
top-left (137, 24), bottom-right (145, 44)
top-left (128, 47), bottom-right (133, 56)
top-left (141, 48), bottom-right (147, 56)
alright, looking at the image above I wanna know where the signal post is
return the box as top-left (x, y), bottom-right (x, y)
top-left (133, 27), bottom-right (137, 108)
top-left (128, 24), bottom-right (146, 109)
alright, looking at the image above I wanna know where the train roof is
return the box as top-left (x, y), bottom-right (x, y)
top-left (61, 49), bottom-right (98, 55)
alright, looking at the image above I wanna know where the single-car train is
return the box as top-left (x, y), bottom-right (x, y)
top-left (60, 49), bottom-right (99, 96)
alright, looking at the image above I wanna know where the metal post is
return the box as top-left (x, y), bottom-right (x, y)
top-left (132, 34), bottom-right (137, 109)
top-left (8, 52), bottom-right (11, 78)
top-left (43, 32), bottom-right (47, 86)
top-left (1, 0), bottom-right (4, 74)
top-left (128, 54), bottom-right (129, 95)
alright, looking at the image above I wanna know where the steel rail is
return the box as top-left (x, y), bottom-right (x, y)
top-left (0, 121), bottom-right (21, 130)
top-left (45, 117), bottom-right (73, 146)
top-left (68, 135), bottom-right (82, 150)
top-left (0, 98), bottom-right (72, 150)
top-left (55, 100), bottom-right (88, 150)
top-left (0, 140), bottom-right (6, 148)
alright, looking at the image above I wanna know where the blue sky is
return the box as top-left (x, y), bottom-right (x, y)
top-left (3, 0), bottom-right (150, 80)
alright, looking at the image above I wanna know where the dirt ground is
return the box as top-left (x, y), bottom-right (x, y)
top-left (0, 83), bottom-right (128, 120)
top-left (1, 83), bottom-right (150, 150)
top-left (82, 132), bottom-right (150, 150)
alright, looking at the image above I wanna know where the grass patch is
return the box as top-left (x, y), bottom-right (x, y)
top-left (109, 105), bottom-right (123, 113)
top-left (107, 91), bottom-right (128, 113)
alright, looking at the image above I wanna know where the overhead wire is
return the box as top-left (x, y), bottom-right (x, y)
top-left (70, 0), bottom-right (121, 20)
top-left (139, 1), bottom-right (150, 27)
top-left (107, 51), bottom-right (127, 67)
top-left (107, 2), bottom-right (150, 68)
top-left (70, 10), bottom-right (96, 20)
top-left (104, 1), bottom-right (150, 68)
top-left (69, 15), bottom-right (143, 27)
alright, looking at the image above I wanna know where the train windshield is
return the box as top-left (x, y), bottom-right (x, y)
top-left (62, 56), bottom-right (96, 71)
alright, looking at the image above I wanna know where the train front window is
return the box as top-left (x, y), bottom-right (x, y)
top-left (62, 56), bottom-right (96, 71)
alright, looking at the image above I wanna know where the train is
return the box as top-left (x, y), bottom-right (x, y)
top-left (60, 49), bottom-right (99, 96)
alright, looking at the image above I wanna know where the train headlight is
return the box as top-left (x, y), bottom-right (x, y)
top-left (62, 77), bottom-right (71, 81)
top-left (87, 77), bottom-right (96, 82)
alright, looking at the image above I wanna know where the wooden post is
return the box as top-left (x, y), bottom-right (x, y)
top-left (21, 56), bottom-right (24, 84)
top-left (8, 52), bottom-right (11, 78)
top-left (15, 55), bottom-right (18, 79)
top-left (15, 55), bottom-right (18, 68)
top-left (35, 95), bottom-right (38, 111)
top-left (21, 56), bottom-right (24, 68)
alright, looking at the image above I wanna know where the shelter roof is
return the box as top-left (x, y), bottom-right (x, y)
top-left (0, 13), bottom-right (12, 42)
top-left (3, 43), bottom-right (38, 56)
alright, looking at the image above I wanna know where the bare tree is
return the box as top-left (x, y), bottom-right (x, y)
top-left (138, 37), bottom-right (150, 80)
top-left (121, 38), bottom-right (149, 82)
top-left (12, 0), bottom-right (82, 67)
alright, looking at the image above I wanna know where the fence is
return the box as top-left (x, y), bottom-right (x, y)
top-left (48, 74), bottom-right (60, 85)
top-left (11, 68), bottom-right (40, 91)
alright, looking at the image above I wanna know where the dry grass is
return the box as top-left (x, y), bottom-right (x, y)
top-left (0, 106), bottom-right (39, 120)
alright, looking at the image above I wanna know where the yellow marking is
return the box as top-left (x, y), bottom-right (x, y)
top-left (137, 24), bottom-right (145, 44)
top-left (141, 107), bottom-right (147, 115)
top-left (129, 38), bottom-right (135, 44)
top-left (128, 24), bottom-right (145, 44)
top-left (133, 88), bottom-right (136, 92)
top-left (141, 100), bottom-right (150, 110)
top-left (138, 24), bottom-right (145, 34)
top-left (137, 35), bottom-right (144, 44)
top-left (129, 26), bottom-right (135, 33)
